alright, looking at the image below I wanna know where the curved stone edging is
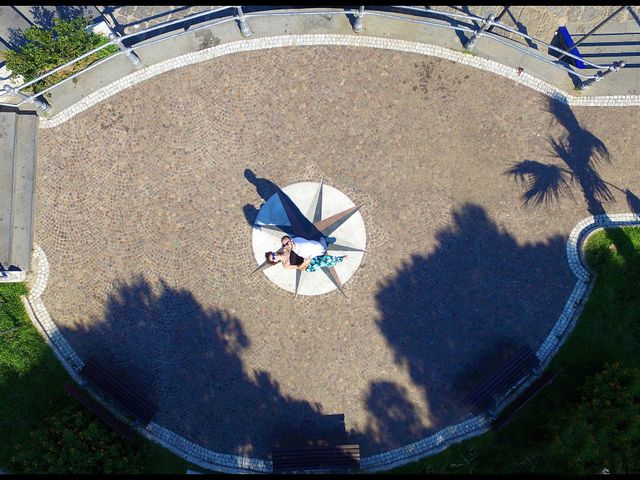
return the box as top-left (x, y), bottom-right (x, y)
top-left (26, 244), bottom-right (84, 373)
top-left (39, 33), bottom-right (640, 129)
top-left (24, 212), bottom-right (640, 472)
top-left (535, 213), bottom-right (640, 369)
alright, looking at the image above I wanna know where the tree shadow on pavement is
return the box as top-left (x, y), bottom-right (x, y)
top-left (354, 381), bottom-right (431, 452)
top-left (506, 97), bottom-right (618, 215)
top-left (7, 6), bottom-right (96, 49)
top-left (29, 5), bottom-right (92, 28)
top-left (62, 276), bottom-right (342, 458)
top-left (54, 202), bottom-right (581, 457)
top-left (372, 203), bottom-right (575, 437)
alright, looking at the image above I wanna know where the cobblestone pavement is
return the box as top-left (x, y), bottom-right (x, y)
top-left (100, 5), bottom-right (222, 34)
top-left (34, 46), bottom-right (640, 458)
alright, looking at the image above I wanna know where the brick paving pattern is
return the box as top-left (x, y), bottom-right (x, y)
top-left (34, 46), bottom-right (640, 458)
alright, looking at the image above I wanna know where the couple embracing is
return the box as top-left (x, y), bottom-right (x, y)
top-left (266, 235), bottom-right (347, 272)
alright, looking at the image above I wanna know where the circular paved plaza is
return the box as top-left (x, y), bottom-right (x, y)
top-left (34, 46), bottom-right (640, 458)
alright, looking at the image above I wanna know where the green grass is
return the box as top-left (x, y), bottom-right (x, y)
top-left (392, 226), bottom-right (640, 474)
top-left (0, 283), bottom-right (194, 474)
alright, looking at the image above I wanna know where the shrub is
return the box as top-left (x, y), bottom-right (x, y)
top-left (547, 363), bottom-right (640, 474)
top-left (10, 404), bottom-right (146, 474)
top-left (2, 16), bottom-right (119, 93)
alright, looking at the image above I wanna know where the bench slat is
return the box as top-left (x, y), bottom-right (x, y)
top-left (272, 444), bottom-right (360, 472)
top-left (80, 357), bottom-right (158, 425)
top-left (492, 369), bottom-right (559, 430)
top-left (81, 361), bottom-right (156, 423)
top-left (464, 346), bottom-right (539, 413)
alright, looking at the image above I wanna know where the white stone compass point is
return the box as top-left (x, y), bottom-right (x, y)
top-left (251, 182), bottom-right (366, 296)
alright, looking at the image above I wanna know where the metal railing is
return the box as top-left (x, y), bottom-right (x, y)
top-left (0, 6), bottom-right (627, 113)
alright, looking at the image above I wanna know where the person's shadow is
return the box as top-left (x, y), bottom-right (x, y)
top-left (243, 168), bottom-right (280, 225)
top-left (242, 168), bottom-right (323, 240)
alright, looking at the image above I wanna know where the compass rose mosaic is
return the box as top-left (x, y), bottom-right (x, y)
top-left (251, 181), bottom-right (367, 296)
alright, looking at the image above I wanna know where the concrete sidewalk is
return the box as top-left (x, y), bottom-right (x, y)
top-left (14, 8), bottom-right (640, 118)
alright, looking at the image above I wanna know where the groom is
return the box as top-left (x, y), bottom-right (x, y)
top-left (281, 235), bottom-right (327, 271)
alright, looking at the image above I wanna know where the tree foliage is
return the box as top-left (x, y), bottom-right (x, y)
top-left (548, 363), bottom-right (640, 474)
top-left (2, 16), bottom-right (118, 93)
top-left (10, 404), bottom-right (146, 474)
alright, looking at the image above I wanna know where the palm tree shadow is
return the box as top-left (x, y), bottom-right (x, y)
top-left (505, 159), bottom-right (574, 207)
top-left (626, 189), bottom-right (640, 213)
top-left (547, 137), bottom-right (615, 215)
top-left (506, 97), bottom-right (618, 215)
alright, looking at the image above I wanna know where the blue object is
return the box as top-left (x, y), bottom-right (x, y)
top-left (557, 26), bottom-right (586, 69)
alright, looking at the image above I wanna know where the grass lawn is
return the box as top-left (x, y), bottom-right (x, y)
top-left (0, 282), bottom-right (194, 474)
top-left (393, 226), bottom-right (640, 474)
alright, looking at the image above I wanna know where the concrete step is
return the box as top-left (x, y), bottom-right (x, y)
top-left (10, 111), bottom-right (38, 271)
top-left (0, 110), bottom-right (17, 266)
top-left (0, 107), bottom-right (37, 275)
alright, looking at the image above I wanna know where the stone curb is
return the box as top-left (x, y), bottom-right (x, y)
top-left (39, 33), bottom-right (640, 129)
top-left (536, 213), bottom-right (640, 369)
top-left (22, 214), bottom-right (640, 472)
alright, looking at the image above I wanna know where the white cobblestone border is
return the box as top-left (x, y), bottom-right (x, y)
top-left (23, 244), bottom-right (84, 379)
top-left (40, 33), bottom-right (640, 129)
top-left (22, 217), bottom-right (640, 473)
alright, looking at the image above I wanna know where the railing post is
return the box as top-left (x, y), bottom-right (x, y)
top-left (353, 6), bottom-right (365, 33)
top-left (236, 6), bottom-right (252, 37)
top-left (108, 32), bottom-right (142, 69)
top-left (577, 60), bottom-right (625, 92)
top-left (3, 85), bottom-right (51, 114)
top-left (464, 13), bottom-right (495, 51)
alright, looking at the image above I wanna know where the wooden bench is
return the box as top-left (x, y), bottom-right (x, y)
top-left (272, 444), bottom-right (360, 473)
top-left (492, 369), bottom-right (559, 431)
top-left (79, 356), bottom-right (158, 426)
top-left (463, 345), bottom-right (539, 415)
top-left (63, 381), bottom-right (139, 444)
top-left (557, 26), bottom-right (586, 69)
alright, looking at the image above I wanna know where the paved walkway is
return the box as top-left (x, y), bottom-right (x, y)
top-left (34, 46), bottom-right (640, 459)
top-left (102, 5), bottom-right (638, 41)
top-left (27, 6), bottom-right (640, 121)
